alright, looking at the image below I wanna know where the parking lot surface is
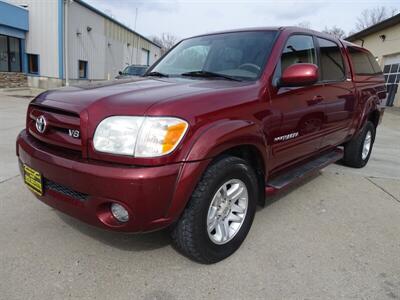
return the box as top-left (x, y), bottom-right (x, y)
top-left (1, 93), bottom-right (399, 300)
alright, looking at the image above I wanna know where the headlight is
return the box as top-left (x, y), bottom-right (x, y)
top-left (93, 116), bottom-right (188, 157)
top-left (93, 116), bottom-right (144, 155)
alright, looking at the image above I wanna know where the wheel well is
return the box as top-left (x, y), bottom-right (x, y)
top-left (368, 110), bottom-right (380, 128)
top-left (214, 145), bottom-right (266, 206)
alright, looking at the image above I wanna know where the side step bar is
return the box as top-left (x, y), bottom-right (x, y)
top-left (265, 148), bottom-right (343, 196)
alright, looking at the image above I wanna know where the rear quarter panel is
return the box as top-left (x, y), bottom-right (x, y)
top-left (343, 44), bottom-right (386, 133)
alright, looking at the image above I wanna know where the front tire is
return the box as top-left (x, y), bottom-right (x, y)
top-left (343, 121), bottom-right (376, 168)
top-left (171, 156), bottom-right (258, 264)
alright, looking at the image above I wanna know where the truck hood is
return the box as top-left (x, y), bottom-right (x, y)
top-left (33, 77), bottom-right (246, 117)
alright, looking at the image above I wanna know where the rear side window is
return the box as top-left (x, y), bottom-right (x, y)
top-left (280, 35), bottom-right (316, 74)
top-left (317, 38), bottom-right (345, 81)
top-left (348, 47), bottom-right (382, 75)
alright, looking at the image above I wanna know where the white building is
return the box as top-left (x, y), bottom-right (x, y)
top-left (2, 0), bottom-right (161, 89)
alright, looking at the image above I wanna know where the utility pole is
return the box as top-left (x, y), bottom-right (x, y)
top-left (134, 8), bottom-right (139, 64)
top-left (64, 0), bottom-right (70, 86)
top-left (134, 8), bottom-right (138, 31)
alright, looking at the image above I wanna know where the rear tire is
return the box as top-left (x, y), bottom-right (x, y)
top-left (171, 156), bottom-right (258, 264)
top-left (343, 121), bottom-right (376, 168)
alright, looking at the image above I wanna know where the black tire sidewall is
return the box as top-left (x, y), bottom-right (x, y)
top-left (358, 122), bottom-right (376, 167)
top-left (194, 159), bottom-right (257, 262)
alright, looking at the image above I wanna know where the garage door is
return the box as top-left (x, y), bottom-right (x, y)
top-left (383, 54), bottom-right (400, 107)
top-left (141, 49), bottom-right (150, 66)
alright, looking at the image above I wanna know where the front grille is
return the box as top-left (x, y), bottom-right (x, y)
top-left (44, 179), bottom-right (89, 202)
top-left (27, 105), bottom-right (82, 154)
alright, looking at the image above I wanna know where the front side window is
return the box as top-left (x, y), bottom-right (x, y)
top-left (280, 35), bottom-right (316, 75)
top-left (151, 31), bottom-right (277, 81)
top-left (317, 38), bottom-right (345, 81)
top-left (78, 60), bottom-right (88, 79)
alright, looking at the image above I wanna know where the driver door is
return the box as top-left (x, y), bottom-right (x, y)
top-left (269, 34), bottom-right (325, 171)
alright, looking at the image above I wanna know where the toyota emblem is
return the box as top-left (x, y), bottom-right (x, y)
top-left (36, 115), bottom-right (47, 133)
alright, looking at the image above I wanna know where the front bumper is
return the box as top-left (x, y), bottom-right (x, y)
top-left (16, 130), bottom-right (206, 232)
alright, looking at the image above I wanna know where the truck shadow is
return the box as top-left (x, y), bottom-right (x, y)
top-left (56, 213), bottom-right (171, 252)
top-left (258, 171), bottom-right (321, 211)
top-left (55, 171), bottom-right (323, 252)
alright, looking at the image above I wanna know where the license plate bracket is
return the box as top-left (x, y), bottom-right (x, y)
top-left (23, 164), bottom-right (43, 196)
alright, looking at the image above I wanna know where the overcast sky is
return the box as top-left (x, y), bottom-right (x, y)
top-left (84, 0), bottom-right (400, 39)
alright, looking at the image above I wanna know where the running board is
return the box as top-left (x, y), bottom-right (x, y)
top-left (265, 148), bottom-right (343, 196)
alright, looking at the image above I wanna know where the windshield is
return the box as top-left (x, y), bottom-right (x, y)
top-left (122, 66), bottom-right (147, 76)
top-left (150, 31), bottom-right (277, 81)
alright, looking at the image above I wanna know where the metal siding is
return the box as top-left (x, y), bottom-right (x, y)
top-left (9, 0), bottom-right (162, 81)
top-left (58, 0), bottom-right (63, 79)
top-left (104, 16), bottom-right (161, 77)
top-left (67, 1), bottom-right (105, 80)
top-left (11, 0), bottom-right (59, 78)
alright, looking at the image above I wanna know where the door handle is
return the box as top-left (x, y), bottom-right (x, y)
top-left (307, 95), bottom-right (324, 106)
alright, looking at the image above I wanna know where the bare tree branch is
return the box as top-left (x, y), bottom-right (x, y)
top-left (322, 26), bottom-right (346, 39)
top-left (355, 6), bottom-right (398, 31)
top-left (150, 33), bottom-right (179, 55)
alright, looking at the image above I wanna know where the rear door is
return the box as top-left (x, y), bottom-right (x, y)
top-left (269, 34), bottom-right (325, 170)
top-left (315, 37), bottom-right (356, 149)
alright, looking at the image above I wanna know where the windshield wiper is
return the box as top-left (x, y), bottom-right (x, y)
top-left (145, 71), bottom-right (169, 77)
top-left (180, 71), bottom-right (241, 82)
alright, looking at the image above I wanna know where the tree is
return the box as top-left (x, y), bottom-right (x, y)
top-left (151, 33), bottom-right (179, 55)
top-left (322, 26), bottom-right (346, 39)
top-left (355, 6), bottom-right (398, 31)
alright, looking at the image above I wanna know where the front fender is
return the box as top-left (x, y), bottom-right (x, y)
top-left (185, 120), bottom-right (268, 166)
top-left (165, 120), bottom-right (268, 221)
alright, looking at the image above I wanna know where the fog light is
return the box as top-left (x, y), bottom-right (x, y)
top-left (110, 203), bottom-right (129, 223)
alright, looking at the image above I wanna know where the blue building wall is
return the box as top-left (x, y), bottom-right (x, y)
top-left (0, 1), bottom-right (29, 31)
top-left (0, 0), bottom-right (29, 73)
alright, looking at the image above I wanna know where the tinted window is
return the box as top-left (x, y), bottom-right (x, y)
top-left (280, 35), bottom-right (316, 74)
top-left (348, 47), bottom-right (381, 75)
top-left (317, 38), bottom-right (345, 81)
top-left (78, 60), bottom-right (88, 79)
top-left (0, 35), bottom-right (21, 72)
top-left (123, 66), bottom-right (147, 76)
top-left (9, 37), bottom-right (21, 72)
top-left (27, 54), bottom-right (39, 74)
top-left (152, 31), bottom-right (277, 81)
top-left (383, 65), bottom-right (391, 73)
top-left (0, 35), bottom-right (7, 72)
top-left (390, 64), bottom-right (399, 73)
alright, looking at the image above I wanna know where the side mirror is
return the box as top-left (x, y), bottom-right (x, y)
top-left (118, 71), bottom-right (122, 75)
top-left (279, 63), bottom-right (318, 87)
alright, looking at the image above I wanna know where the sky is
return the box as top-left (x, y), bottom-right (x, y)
top-left (84, 0), bottom-right (400, 40)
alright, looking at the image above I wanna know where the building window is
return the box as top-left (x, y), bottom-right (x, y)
top-left (141, 48), bottom-right (150, 66)
top-left (78, 60), bottom-right (87, 79)
top-left (0, 34), bottom-right (22, 72)
top-left (27, 54), bottom-right (39, 74)
top-left (0, 35), bottom-right (7, 72)
top-left (383, 63), bottom-right (400, 107)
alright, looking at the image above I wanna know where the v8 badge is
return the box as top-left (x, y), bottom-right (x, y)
top-left (68, 129), bottom-right (80, 139)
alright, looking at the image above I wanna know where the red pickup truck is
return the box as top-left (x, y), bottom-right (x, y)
top-left (17, 27), bottom-right (385, 263)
